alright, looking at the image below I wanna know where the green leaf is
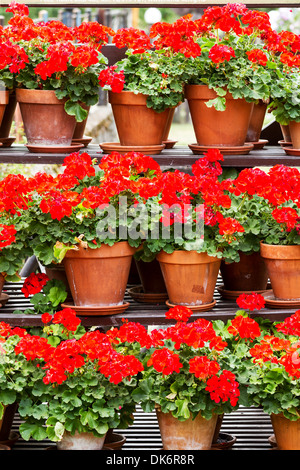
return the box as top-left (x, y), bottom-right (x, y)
top-left (64, 100), bottom-right (88, 122)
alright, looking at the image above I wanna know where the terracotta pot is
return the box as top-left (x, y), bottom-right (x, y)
top-left (246, 100), bottom-right (268, 142)
top-left (212, 414), bottom-right (224, 444)
top-left (271, 413), bottom-right (300, 450)
top-left (0, 403), bottom-right (18, 441)
top-left (280, 124), bottom-right (291, 143)
top-left (156, 409), bottom-right (217, 450)
top-left (260, 242), bottom-right (300, 300)
top-left (0, 90), bottom-right (16, 138)
top-left (134, 258), bottom-right (167, 294)
top-left (15, 88), bottom-right (76, 146)
top-left (0, 273), bottom-right (5, 296)
top-left (108, 91), bottom-right (171, 146)
top-left (72, 104), bottom-right (90, 139)
top-left (57, 431), bottom-right (106, 450)
top-left (185, 84), bottom-right (253, 147)
top-left (288, 121), bottom-right (300, 149)
top-left (63, 242), bottom-right (136, 307)
top-left (0, 91), bottom-right (9, 129)
top-left (162, 107), bottom-right (175, 142)
top-left (104, 430), bottom-right (126, 450)
top-left (156, 250), bottom-right (221, 306)
top-left (220, 251), bottom-right (268, 292)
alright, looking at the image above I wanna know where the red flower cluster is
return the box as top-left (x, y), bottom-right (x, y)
top-left (113, 27), bottom-right (152, 54)
top-left (276, 310), bottom-right (300, 337)
top-left (165, 305), bottom-right (193, 322)
top-left (150, 15), bottom-right (202, 58)
top-left (147, 348), bottom-right (183, 375)
top-left (272, 207), bottom-right (299, 232)
top-left (246, 49), bottom-right (268, 66)
top-left (208, 44), bottom-right (235, 64)
top-left (236, 293), bottom-right (266, 311)
top-left (98, 65), bottom-right (125, 93)
top-left (0, 223), bottom-right (16, 250)
top-left (73, 22), bottom-right (115, 48)
top-left (21, 272), bottom-right (50, 298)
top-left (227, 314), bottom-right (261, 340)
top-left (189, 355), bottom-right (220, 380)
top-left (205, 370), bottom-right (240, 406)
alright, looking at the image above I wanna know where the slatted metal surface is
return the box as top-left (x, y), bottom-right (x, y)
top-left (8, 406), bottom-right (274, 451)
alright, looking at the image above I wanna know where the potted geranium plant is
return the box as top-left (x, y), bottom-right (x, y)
top-left (141, 148), bottom-right (245, 309)
top-left (123, 305), bottom-right (241, 450)
top-left (238, 309), bottom-right (300, 450)
top-left (0, 308), bottom-right (142, 450)
top-left (98, 18), bottom-right (198, 152)
top-left (148, 4), bottom-right (275, 150)
top-left (1, 150), bottom-right (162, 311)
top-left (4, 2), bottom-right (114, 151)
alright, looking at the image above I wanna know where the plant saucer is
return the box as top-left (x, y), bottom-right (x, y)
top-left (245, 139), bottom-right (268, 150)
top-left (128, 285), bottom-right (168, 304)
top-left (100, 142), bottom-right (165, 155)
top-left (261, 290), bottom-right (300, 308)
top-left (278, 139), bottom-right (292, 147)
top-left (0, 293), bottom-right (10, 308)
top-left (162, 139), bottom-right (177, 149)
top-left (217, 285), bottom-right (270, 300)
top-left (72, 136), bottom-right (92, 147)
top-left (61, 301), bottom-right (130, 316)
top-left (282, 147), bottom-right (300, 156)
top-left (188, 143), bottom-right (254, 155)
top-left (26, 143), bottom-right (84, 154)
top-left (165, 299), bottom-right (216, 312)
top-left (0, 136), bottom-right (15, 147)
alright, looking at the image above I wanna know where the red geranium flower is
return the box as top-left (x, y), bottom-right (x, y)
top-left (236, 292), bottom-right (266, 311)
top-left (21, 272), bottom-right (50, 298)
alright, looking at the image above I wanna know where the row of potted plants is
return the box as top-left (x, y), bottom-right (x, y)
top-left (0, 148), bottom-right (299, 310)
top-left (1, 289), bottom-right (300, 450)
top-left (1, 3), bottom-right (300, 153)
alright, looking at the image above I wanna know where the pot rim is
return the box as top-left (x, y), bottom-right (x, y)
top-left (0, 90), bottom-right (9, 106)
top-left (184, 84), bottom-right (236, 101)
top-left (156, 249), bottom-right (221, 265)
top-left (16, 88), bottom-right (67, 105)
top-left (63, 241), bottom-right (137, 259)
top-left (108, 90), bottom-right (149, 106)
top-left (260, 241), bottom-right (300, 259)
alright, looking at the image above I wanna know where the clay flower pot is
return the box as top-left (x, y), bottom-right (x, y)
top-left (156, 250), bottom-right (221, 306)
top-left (220, 251), bottom-right (268, 292)
top-left (0, 90), bottom-right (9, 129)
top-left (108, 90), bottom-right (170, 146)
top-left (156, 409), bottom-right (217, 450)
top-left (134, 258), bottom-right (167, 294)
top-left (185, 84), bottom-right (253, 147)
top-left (57, 431), bottom-right (106, 450)
top-left (288, 121), bottom-right (300, 149)
top-left (260, 242), bottom-right (300, 300)
top-left (63, 241), bottom-right (136, 307)
top-left (280, 124), bottom-right (291, 143)
top-left (271, 413), bottom-right (300, 450)
top-left (0, 403), bottom-right (18, 442)
top-left (0, 90), bottom-right (16, 141)
top-left (246, 100), bottom-right (268, 143)
top-left (16, 88), bottom-right (76, 147)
